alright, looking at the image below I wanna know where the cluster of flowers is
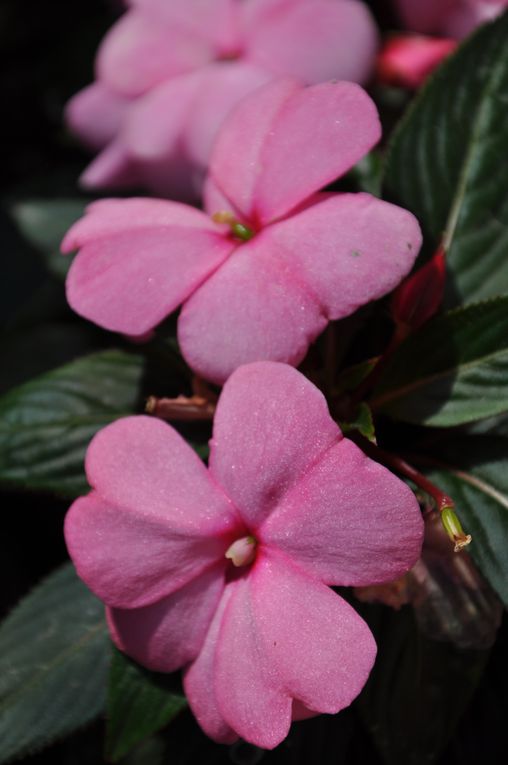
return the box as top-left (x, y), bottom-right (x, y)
top-left (62, 0), bottom-right (500, 750)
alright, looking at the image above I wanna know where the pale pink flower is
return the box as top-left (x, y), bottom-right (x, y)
top-left (393, 0), bottom-right (507, 39)
top-left (63, 79), bottom-right (422, 384)
top-left (64, 361), bottom-right (423, 748)
top-left (66, 0), bottom-right (379, 198)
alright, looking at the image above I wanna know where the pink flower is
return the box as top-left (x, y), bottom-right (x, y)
top-left (376, 35), bottom-right (457, 89)
top-left (66, 0), bottom-right (379, 198)
top-left (64, 361), bottom-right (423, 748)
top-left (393, 0), bottom-right (507, 40)
top-left (63, 79), bottom-right (422, 384)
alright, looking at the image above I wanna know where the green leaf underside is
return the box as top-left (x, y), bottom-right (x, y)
top-left (0, 564), bottom-right (109, 763)
top-left (106, 650), bottom-right (187, 762)
top-left (384, 12), bottom-right (508, 308)
top-left (357, 605), bottom-right (488, 765)
top-left (0, 349), bottom-right (145, 497)
top-left (8, 198), bottom-right (85, 278)
top-left (425, 435), bottom-right (508, 605)
top-left (371, 297), bottom-right (508, 426)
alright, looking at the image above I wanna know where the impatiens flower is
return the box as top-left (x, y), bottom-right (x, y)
top-left (392, 0), bottom-right (507, 40)
top-left (64, 361), bottom-right (424, 748)
top-left (63, 79), bottom-right (422, 384)
top-left (66, 0), bottom-right (379, 198)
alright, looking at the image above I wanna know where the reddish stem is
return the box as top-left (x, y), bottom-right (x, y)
top-left (146, 394), bottom-right (215, 422)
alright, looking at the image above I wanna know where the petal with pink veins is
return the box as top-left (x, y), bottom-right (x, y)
top-left (210, 79), bottom-right (380, 226)
top-left (246, 0), bottom-right (378, 86)
top-left (184, 583), bottom-right (239, 745)
top-left (177, 235), bottom-right (327, 385)
top-left (261, 438), bottom-right (424, 586)
top-left (247, 551), bottom-right (377, 718)
top-left (214, 573), bottom-right (293, 749)
top-left (268, 192), bottom-right (422, 320)
top-left (209, 78), bottom-right (301, 222)
top-left (252, 81), bottom-right (381, 224)
top-left (107, 562), bottom-right (225, 672)
top-left (66, 223), bottom-right (234, 336)
top-left (65, 416), bottom-right (239, 608)
top-left (207, 362), bottom-right (341, 529)
top-left (213, 550), bottom-right (376, 748)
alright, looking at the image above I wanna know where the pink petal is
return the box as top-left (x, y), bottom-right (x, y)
top-left (214, 573), bottom-right (293, 749)
top-left (65, 83), bottom-right (131, 151)
top-left (261, 438), bottom-right (424, 586)
top-left (66, 220), bottom-right (233, 336)
top-left (65, 416), bottom-right (239, 608)
top-left (123, 71), bottom-right (203, 161)
top-left (247, 551), bottom-right (377, 717)
top-left (123, 62), bottom-right (270, 188)
top-left (247, 0), bottom-right (378, 86)
top-left (203, 175), bottom-right (242, 219)
top-left (184, 584), bottom-right (239, 745)
top-left (253, 81), bottom-right (381, 224)
top-left (184, 61), bottom-right (271, 167)
top-left (268, 193), bottom-right (422, 320)
top-left (207, 362), bottom-right (341, 529)
top-left (208, 78), bottom-right (301, 222)
top-left (62, 198), bottom-right (214, 253)
top-left (107, 563), bottom-right (225, 672)
top-left (96, 10), bottom-right (212, 96)
top-left (212, 550), bottom-right (376, 748)
top-left (128, 0), bottom-right (241, 54)
top-left (210, 79), bottom-right (381, 226)
top-left (177, 234), bottom-right (327, 384)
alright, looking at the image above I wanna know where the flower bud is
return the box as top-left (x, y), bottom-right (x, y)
top-left (391, 244), bottom-right (446, 334)
top-left (377, 35), bottom-right (456, 89)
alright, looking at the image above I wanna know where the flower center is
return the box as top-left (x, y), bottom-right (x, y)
top-left (225, 535), bottom-right (257, 567)
top-left (212, 211), bottom-right (254, 242)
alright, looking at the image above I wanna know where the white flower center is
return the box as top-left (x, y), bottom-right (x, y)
top-left (225, 536), bottom-right (257, 567)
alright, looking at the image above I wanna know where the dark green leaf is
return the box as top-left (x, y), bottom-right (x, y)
top-left (8, 198), bottom-right (85, 278)
top-left (424, 435), bottom-right (508, 605)
top-left (384, 13), bottom-right (508, 307)
top-left (356, 604), bottom-right (488, 765)
top-left (340, 402), bottom-right (376, 442)
top-left (371, 297), bottom-right (508, 426)
top-left (0, 349), bottom-right (146, 497)
top-left (106, 650), bottom-right (186, 762)
top-left (0, 563), bottom-right (109, 763)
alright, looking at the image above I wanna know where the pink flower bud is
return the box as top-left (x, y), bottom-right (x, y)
top-left (391, 245), bottom-right (446, 333)
top-left (377, 35), bottom-right (456, 89)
